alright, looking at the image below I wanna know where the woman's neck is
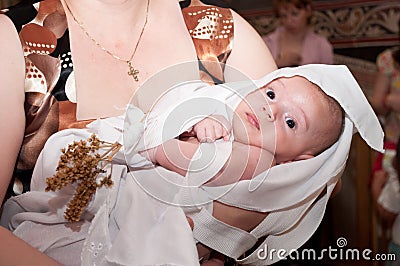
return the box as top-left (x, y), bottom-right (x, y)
top-left (63, 0), bottom-right (150, 30)
top-left (62, 0), bottom-right (152, 57)
top-left (69, 0), bottom-right (142, 12)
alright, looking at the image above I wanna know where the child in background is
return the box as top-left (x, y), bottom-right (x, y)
top-left (371, 138), bottom-right (400, 266)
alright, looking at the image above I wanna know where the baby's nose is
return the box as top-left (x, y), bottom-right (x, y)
top-left (261, 105), bottom-right (275, 121)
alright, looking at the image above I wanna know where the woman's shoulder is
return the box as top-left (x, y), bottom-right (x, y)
top-left (306, 30), bottom-right (333, 58)
top-left (225, 9), bottom-right (277, 79)
top-left (0, 14), bottom-right (17, 37)
top-left (307, 30), bottom-right (331, 46)
top-left (181, 2), bottom-right (233, 18)
top-left (181, 2), bottom-right (277, 80)
top-left (262, 27), bottom-right (281, 42)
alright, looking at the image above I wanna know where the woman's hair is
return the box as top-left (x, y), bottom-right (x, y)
top-left (273, 0), bottom-right (313, 10)
top-left (273, 0), bottom-right (314, 24)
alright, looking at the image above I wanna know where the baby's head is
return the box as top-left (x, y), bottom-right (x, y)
top-left (232, 75), bottom-right (343, 164)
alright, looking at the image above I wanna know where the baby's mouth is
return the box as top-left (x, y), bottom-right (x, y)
top-left (246, 112), bottom-right (260, 130)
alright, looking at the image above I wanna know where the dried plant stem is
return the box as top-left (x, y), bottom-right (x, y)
top-left (45, 134), bottom-right (122, 222)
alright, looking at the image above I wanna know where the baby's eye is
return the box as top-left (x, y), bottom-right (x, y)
top-left (265, 88), bottom-right (275, 100)
top-left (285, 117), bottom-right (296, 129)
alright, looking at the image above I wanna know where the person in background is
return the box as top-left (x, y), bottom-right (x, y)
top-left (371, 137), bottom-right (400, 266)
top-left (370, 18), bottom-right (400, 266)
top-left (262, 0), bottom-right (333, 68)
top-left (0, 0), bottom-right (276, 264)
top-left (370, 18), bottom-right (400, 150)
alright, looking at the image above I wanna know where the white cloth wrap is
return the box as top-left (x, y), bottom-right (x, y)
top-left (1, 64), bottom-right (384, 265)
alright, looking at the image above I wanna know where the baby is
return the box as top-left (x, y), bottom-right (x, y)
top-left (1, 64), bottom-right (383, 266)
top-left (142, 75), bottom-right (344, 187)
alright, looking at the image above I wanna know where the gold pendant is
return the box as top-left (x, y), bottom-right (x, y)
top-left (127, 61), bottom-right (139, 82)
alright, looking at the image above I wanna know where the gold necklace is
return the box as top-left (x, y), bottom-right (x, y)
top-left (63, 0), bottom-right (150, 82)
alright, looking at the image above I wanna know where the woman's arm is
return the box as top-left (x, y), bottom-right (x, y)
top-left (0, 14), bottom-right (61, 266)
top-left (0, 227), bottom-right (62, 266)
top-left (370, 71), bottom-right (391, 116)
top-left (371, 170), bottom-right (397, 224)
top-left (153, 139), bottom-right (274, 186)
top-left (0, 14), bottom-right (25, 203)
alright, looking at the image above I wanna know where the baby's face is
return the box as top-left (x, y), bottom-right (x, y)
top-left (232, 76), bottom-right (329, 163)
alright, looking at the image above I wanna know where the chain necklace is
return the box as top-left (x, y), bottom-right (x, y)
top-left (63, 0), bottom-right (150, 82)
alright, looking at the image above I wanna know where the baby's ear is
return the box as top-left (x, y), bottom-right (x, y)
top-left (294, 153), bottom-right (314, 161)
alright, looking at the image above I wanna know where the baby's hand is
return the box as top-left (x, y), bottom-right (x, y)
top-left (192, 115), bottom-right (231, 143)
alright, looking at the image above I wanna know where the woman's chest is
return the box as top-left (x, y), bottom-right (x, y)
top-left (279, 34), bottom-right (304, 54)
top-left (70, 17), bottom-right (200, 119)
